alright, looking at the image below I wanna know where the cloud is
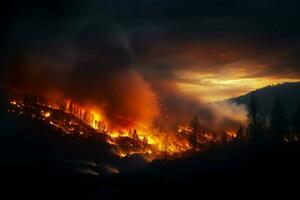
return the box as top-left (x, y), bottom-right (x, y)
top-left (2, 0), bottom-right (300, 131)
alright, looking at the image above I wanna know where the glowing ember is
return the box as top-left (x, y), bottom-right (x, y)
top-left (10, 101), bottom-right (17, 105)
top-left (42, 111), bottom-right (51, 118)
top-left (226, 130), bottom-right (237, 138)
top-left (6, 92), bottom-right (242, 159)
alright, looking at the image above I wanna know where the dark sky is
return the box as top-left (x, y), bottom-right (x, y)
top-left (2, 0), bottom-right (300, 102)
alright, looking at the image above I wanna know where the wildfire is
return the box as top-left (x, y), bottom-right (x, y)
top-left (10, 101), bottom-right (17, 105)
top-left (41, 111), bottom-right (51, 118)
top-left (6, 92), bottom-right (241, 160)
top-left (226, 130), bottom-right (237, 138)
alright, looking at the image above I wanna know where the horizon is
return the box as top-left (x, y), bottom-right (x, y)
top-left (2, 0), bottom-right (300, 139)
top-left (2, 1), bottom-right (300, 107)
top-left (1, 1), bottom-right (300, 196)
top-left (219, 81), bottom-right (300, 102)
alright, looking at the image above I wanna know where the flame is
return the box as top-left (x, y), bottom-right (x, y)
top-left (41, 111), bottom-right (51, 118)
top-left (10, 101), bottom-right (17, 105)
top-left (6, 92), bottom-right (242, 159)
top-left (226, 130), bottom-right (237, 138)
top-left (7, 96), bottom-right (191, 158)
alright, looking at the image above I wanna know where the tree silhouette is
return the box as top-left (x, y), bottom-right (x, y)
top-left (83, 110), bottom-right (88, 122)
top-left (23, 93), bottom-right (29, 103)
top-left (247, 91), bottom-right (258, 153)
top-left (69, 102), bottom-right (74, 114)
top-left (132, 129), bottom-right (139, 141)
top-left (221, 132), bottom-right (227, 145)
top-left (257, 115), bottom-right (267, 139)
top-left (270, 96), bottom-right (289, 142)
top-left (190, 116), bottom-right (201, 155)
top-left (291, 105), bottom-right (300, 134)
top-left (31, 95), bottom-right (37, 105)
top-left (97, 120), bottom-right (106, 133)
top-left (79, 109), bottom-right (82, 119)
top-left (59, 100), bottom-right (67, 112)
top-left (236, 126), bottom-right (243, 141)
top-left (164, 132), bottom-right (169, 160)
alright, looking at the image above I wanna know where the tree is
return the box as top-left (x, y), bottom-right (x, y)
top-left (221, 132), bottom-right (227, 145)
top-left (270, 96), bottom-right (289, 141)
top-left (247, 92), bottom-right (258, 152)
top-left (79, 109), bottom-right (82, 119)
top-left (190, 116), bottom-right (201, 155)
top-left (132, 129), bottom-right (139, 141)
top-left (38, 96), bottom-right (46, 105)
top-left (83, 110), bottom-right (88, 122)
top-left (69, 102), bottom-right (74, 114)
top-left (97, 120), bottom-right (107, 133)
top-left (256, 115), bottom-right (267, 142)
top-left (164, 132), bottom-right (169, 160)
top-left (291, 105), bottom-right (300, 134)
top-left (31, 95), bottom-right (37, 105)
top-left (58, 100), bottom-right (67, 112)
top-left (236, 126), bottom-right (243, 141)
top-left (23, 93), bottom-right (29, 103)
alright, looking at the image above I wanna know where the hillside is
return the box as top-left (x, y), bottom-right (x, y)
top-left (1, 87), bottom-right (300, 197)
top-left (228, 82), bottom-right (300, 118)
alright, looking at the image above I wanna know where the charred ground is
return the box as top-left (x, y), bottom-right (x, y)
top-left (1, 89), bottom-right (300, 197)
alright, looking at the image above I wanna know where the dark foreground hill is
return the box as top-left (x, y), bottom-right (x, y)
top-left (228, 82), bottom-right (300, 118)
top-left (1, 89), bottom-right (300, 198)
top-left (1, 108), bottom-right (300, 198)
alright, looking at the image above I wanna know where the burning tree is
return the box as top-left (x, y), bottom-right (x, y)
top-left (190, 116), bottom-right (201, 155)
top-left (6, 89), bottom-right (253, 160)
top-left (97, 120), bottom-right (107, 133)
top-left (163, 132), bottom-right (169, 160)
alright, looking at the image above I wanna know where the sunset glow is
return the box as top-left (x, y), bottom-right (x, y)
top-left (2, 0), bottom-right (300, 195)
top-left (176, 76), bottom-right (300, 101)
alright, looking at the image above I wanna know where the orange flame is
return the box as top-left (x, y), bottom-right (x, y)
top-left (6, 91), bottom-right (241, 160)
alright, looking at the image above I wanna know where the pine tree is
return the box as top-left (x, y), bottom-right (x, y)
top-left (236, 126), bottom-right (243, 140)
top-left (83, 110), bottom-right (88, 122)
top-left (31, 95), bottom-right (37, 105)
top-left (247, 92), bottom-right (258, 152)
top-left (69, 102), bottom-right (73, 113)
top-left (190, 116), bottom-right (201, 155)
top-left (23, 93), bottom-right (29, 103)
top-left (221, 132), bottom-right (227, 145)
top-left (132, 129), bottom-right (139, 141)
top-left (270, 96), bottom-right (289, 141)
top-left (97, 120), bottom-right (106, 133)
top-left (59, 100), bottom-right (67, 112)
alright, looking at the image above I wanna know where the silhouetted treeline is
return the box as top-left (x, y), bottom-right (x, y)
top-left (242, 92), bottom-right (300, 154)
top-left (189, 91), bottom-right (300, 158)
top-left (230, 82), bottom-right (300, 118)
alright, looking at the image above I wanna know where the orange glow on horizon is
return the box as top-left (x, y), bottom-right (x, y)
top-left (176, 74), bottom-right (300, 102)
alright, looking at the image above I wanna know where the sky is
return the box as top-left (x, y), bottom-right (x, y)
top-left (2, 0), bottom-right (300, 103)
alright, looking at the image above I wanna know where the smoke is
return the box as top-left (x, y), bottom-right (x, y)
top-left (1, 7), bottom-right (248, 133)
top-left (2, 23), bottom-right (159, 128)
top-left (150, 82), bottom-right (248, 132)
top-left (205, 101), bottom-right (248, 130)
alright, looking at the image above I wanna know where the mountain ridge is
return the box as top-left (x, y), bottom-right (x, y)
top-left (227, 82), bottom-right (300, 118)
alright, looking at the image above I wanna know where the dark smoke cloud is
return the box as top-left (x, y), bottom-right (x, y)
top-left (2, 0), bottom-right (300, 131)
top-left (2, 19), bottom-right (160, 127)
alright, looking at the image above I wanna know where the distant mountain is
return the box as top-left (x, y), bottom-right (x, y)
top-left (228, 82), bottom-right (300, 118)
